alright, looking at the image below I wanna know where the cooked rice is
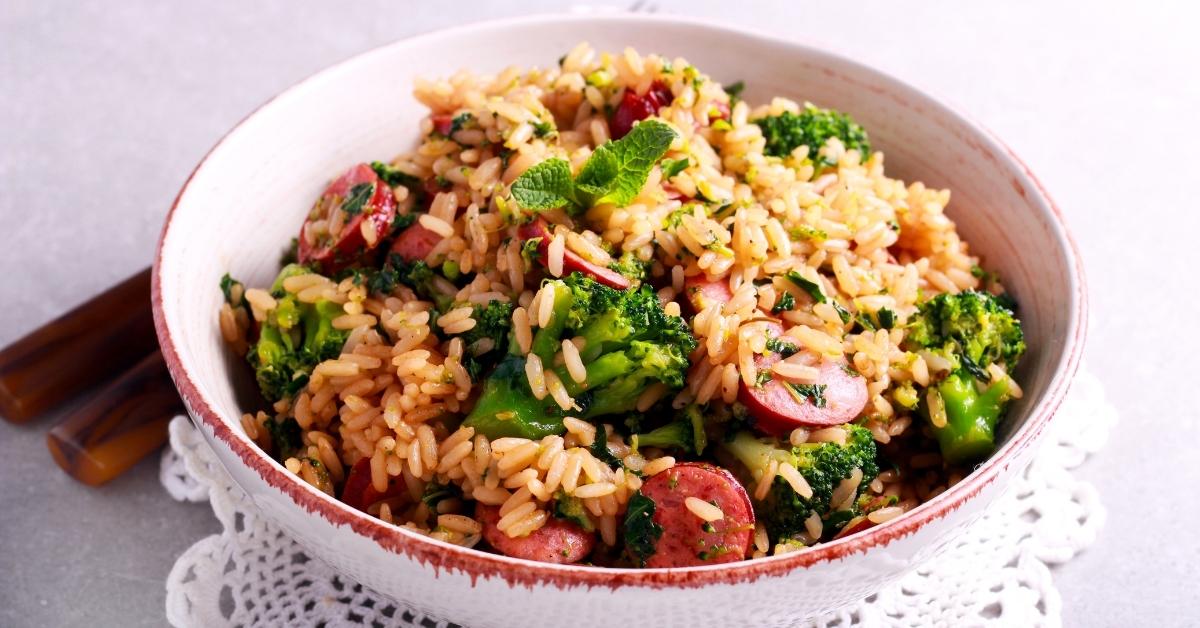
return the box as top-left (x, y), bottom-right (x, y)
top-left (685, 496), bottom-right (725, 522)
top-left (221, 44), bottom-right (1004, 561)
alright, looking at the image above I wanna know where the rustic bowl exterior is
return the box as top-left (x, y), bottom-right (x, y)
top-left (153, 14), bottom-right (1086, 627)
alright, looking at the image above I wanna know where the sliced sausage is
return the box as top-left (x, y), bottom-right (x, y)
top-left (341, 457), bottom-right (405, 512)
top-left (517, 218), bottom-right (631, 290)
top-left (682, 273), bottom-right (734, 315)
top-left (389, 223), bottom-right (442, 263)
top-left (431, 113), bottom-right (455, 136)
top-left (298, 163), bottom-right (396, 273)
top-left (833, 515), bottom-right (873, 540)
top-left (476, 503), bottom-right (596, 564)
top-left (738, 323), bottom-right (868, 434)
top-left (610, 81), bottom-right (674, 140)
top-left (637, 462), bottom-right (754, 568)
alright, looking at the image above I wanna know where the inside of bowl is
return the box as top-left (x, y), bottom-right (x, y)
top-left (159, 16), bottom-right (1078, 468)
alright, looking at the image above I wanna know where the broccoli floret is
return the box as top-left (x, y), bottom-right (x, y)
top-left (247, 265), bottom-right (350, 402)
top-left (906, 290), bottom-right (1025, 376)
top-left (608, 251), bottom-right (650, 283)
top-left (633, 405), bottom-right (707, 455)
top-left (552, 491), bottom-right (595, 531)
top-left (905, 290), bottom-right (1027, 464)
top-left (463, 273), bottom-right (697, 439)
top-left (723, 426), bottom-right (878, 541)
top-left (367, 254), bottom-right (456, 311)
top-left (925, 370), bottom-right (1013, 465)
top-left (754, 104), bottom-right (871, 165)
top-left (455, 300), bottom-right (514, 380)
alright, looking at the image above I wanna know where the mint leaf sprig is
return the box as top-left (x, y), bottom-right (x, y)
top-left (510, 119), bottom-right (678, 214)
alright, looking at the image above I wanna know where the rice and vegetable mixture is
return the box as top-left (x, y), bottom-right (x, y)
top-left (218, 44), bottom-right (1026, 567)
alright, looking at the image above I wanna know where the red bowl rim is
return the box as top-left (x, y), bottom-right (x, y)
top-left (151, 13), bottom-right (1088, 591)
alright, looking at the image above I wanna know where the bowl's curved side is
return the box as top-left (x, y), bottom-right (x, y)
top-left (152, 12), bottom-right (1085, 623)
top-left (188, 404), bottom-right (1024, 627)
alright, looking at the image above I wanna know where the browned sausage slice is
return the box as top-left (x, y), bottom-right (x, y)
top-left (738, 323), bottom-right (868, 434)
top-left (341, 457), bottom-right (406, 512)
top-left (298, 163), bottom-right (397, 273)
top-left (476, 503), bottom-right (596, 564)
top-left (388, 223), bottom-right (442, 263)
top-left (682, 273), bottom-right (734, 315)
top-left (517, 218), bottom-right (631, 290)
top-left (637, 462), bottom-right (754, 568)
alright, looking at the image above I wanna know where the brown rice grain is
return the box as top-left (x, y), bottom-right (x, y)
top-left (561, 339), bottom-right (587, 383)
top-left (641, 456), bottom-right (675, 476)
top-left (685, 496), bottom-right (724, 522)
top-left (562, 417), bottom-right (596, 446)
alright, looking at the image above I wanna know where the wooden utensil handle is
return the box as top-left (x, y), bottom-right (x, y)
top-left (0, 267), bottom-right (157, 423)
top-left (46, 351), bottom-right (182, 486)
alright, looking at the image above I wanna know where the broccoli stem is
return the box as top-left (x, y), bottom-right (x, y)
top-left (270, 263), bottom-right (312, 295)
top-left (303, 300), bottom-right (346, 355)
top-left (560, 352), bottom-right (633, 397)
top-left (723, 431), bottom-right (790, 475)
top-left (462, 355), bottom-right (566, 440)
top-left (529, 286), bottom-right (574, 362)
top-left (929, 370), bottom-right (1011, 465)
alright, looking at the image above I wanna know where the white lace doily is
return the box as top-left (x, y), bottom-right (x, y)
top-left (162, 369), bottom-right (1113, 628)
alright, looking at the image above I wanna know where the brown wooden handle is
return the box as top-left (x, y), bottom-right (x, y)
top-left (46, 351), bottom-right (183, 486)
top-left (0, 267), bottom-right (158, 423)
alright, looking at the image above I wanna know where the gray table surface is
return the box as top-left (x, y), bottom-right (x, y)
top-left (3, 1), bottom-right (1198, 626)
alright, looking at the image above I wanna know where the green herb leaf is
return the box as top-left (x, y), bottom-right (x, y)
top-left (532, 119), bottom-right (556, 138)
top-left (370, 161), bottom-right (421, 189)
top-left (785, 271), bottom-right (851, 323)
top-left (771, 291), bottom-right (795, 314)
top-left (789, 225), bottom-right (828, 242)
top-left (783, 382), bottom-right (827, 407)
top-left (520, 237), bottom-right (543, 266)
top-left (576, 119), bottom-right (677, 207)
top-left (624, 492), bottom-right (664, 567)
top-left (660, 157), bottom-right (690, 179)
top-left (341, 183), bottom-right (374, 217)
top-left (785, 272), bottom-right (826, 303)
top-left (449, 112), bottom-right (474, 134)
top-left (510, 159), bottom-right (576, 211)
top-left (574, 147), bottom-right (619, 199)
top-left (590, 434), bottom-right (623, 469)
top-left (877, 307), bottom-right (896, 329)
top-left (510, 120), bottom-right (678, 214)
top-left (391, 212), bottom-right (418, 232)
top-left (765, 336), bottom-right (799, 358)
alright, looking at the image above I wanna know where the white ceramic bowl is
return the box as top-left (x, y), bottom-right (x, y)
top-left (153, 13), bottom-right (1086, 627)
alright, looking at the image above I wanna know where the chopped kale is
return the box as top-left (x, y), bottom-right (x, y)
top-left (784, 271), bottom-right (851, 323)
top-left (783, 382), bottom-right (827, 408)
top-left (339, 182), bottom-right (374, 217)
top-left (771, 291), bottom-right (796, 314)
top-left (623, 492), bottom-right (664, 566)
top-left (765, 336), bottom-right (799, 358)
